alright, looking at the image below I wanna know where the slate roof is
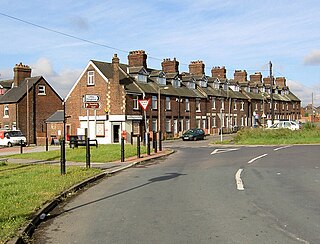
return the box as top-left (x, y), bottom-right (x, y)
top-left (0, 79), bottom-right (13, 89)
top-left (46, 110), bottom-right (64, 123)
top-left (0, 77), bottom-right (41, 104)
top-left (90, 60), bottom-right (300, 103)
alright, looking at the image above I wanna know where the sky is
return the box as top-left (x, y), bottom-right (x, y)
top-left (0, 0), bottom-right (320, 106)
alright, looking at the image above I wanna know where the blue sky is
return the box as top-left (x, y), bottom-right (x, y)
top-left (1, 0), bottom-right (320, 106)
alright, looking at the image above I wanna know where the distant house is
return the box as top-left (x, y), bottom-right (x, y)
top-left (0, 63), bottom-right (63, 145)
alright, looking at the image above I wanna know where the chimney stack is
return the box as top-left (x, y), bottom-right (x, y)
top-left (275, 77), bottom-right (286, 87)
top-left (249, 72), bottom-right (262, 84)
top-left (189, 60), bottom-right (205, 75)
top-left (234, 70), bottom-right (247, 82)
top-left (13, 63), bottom-right (31, 87)
top-left (211, 66), bottom-right (226, 79)
top-left (161, 58), bottom-right (179, 73)
top-left (128, 50), bottom-right (147, 69)
top-left (263, 76), bottom-right (275, 86)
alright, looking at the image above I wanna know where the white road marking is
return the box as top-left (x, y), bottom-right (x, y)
top-left (274, 145), bottom-right (292, 151)
top-left (247, 153), bottom-right (268, 164)
top-left (211, 148), bottom-right (239, 155)
top-left (235, 168), bottom-right (244, 191)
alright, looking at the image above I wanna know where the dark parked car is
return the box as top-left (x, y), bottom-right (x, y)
top-left (181, 128), bottom-right (205, 141)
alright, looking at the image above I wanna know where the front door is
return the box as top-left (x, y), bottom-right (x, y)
top-left (113, 125), bottom-right (120, 143)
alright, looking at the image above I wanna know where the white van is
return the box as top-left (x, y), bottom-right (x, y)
top-left (0, 130), bottom-right (27, 147)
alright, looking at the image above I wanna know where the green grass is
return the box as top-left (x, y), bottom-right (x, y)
top-left (0, 144), bottom-right (147, 243)
top-left (4, 144), bottom-right (147, 162)
top-left (0, 163), bottom-right (101, 243)
top-left (233, 127), bottom-right (320, 145)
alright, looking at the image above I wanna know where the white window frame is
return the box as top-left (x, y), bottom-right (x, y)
top-left (165, 118), bottom-right (171, 132)
top-left (166, 97), bottom-right (171, 110)
top-left (196, 99), bottom-right (201, 112)
top-left (185, 98), bottom-right (190, 111)
top-left (186, 119), bottom-right (190, 130)
top-left (233, 99), bottom-right (237, 110)
top-left (38, 85), bottom-right (46, 95)
top-left (4, 105), bottom-right (9, 118)
top-left (87, 71), bottom-right (95, 86)
top-left (221, 99), bottom-right (225, 110)
top-left (241, 101), bottom-right (244, 111)
top-left (133, 96), bottom-right (139, 110)
top-left (152, 118), bottom-right (157, 132)
top-left (152, 96), bottom-right (158, 110)
top-left (212, 98), bottom-right (216, 110)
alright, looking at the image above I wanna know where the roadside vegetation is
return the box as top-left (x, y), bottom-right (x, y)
top-left (4, 144), bottom-right (147, 162)
top-left (0, 143), bottom-right (147, 243)
top-left (233, 123), bottom-right (320, 145)
top-left (0, 163), bottom-right (101, 243)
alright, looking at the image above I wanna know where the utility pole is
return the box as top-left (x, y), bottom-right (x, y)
top-left (269, 61), bottom-right (274, 124)
top-left (311, 92), bottom-right (314, 123)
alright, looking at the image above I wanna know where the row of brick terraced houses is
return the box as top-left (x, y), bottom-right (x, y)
top-left (0, 50), bottom-right (301, 145)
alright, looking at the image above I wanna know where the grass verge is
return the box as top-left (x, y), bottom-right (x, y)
top-left (4, 144), bottom-right (147, 162)
top-left (233, 127), bottom-right (320, 145)
top-left (0, 163), bottom-right (101, 243)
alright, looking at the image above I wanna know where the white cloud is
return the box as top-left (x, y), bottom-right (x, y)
top-left (303, 50), bottom-right (320, 65)
top-left (287, 79), bottom-right (320, 107)
top-left (31, 58), bottom-right (81, 98)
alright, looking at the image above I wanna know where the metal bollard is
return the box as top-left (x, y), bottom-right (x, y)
top-left (158, 131), bottom-right (162, 151)
top-left (121, 137), bottom-right (125, 162)
top-left (137, 135), bottom-right (141, 158)
top-left (86, 137), bottom-right (90, 169)
top-left (60, 139), bottom-right (66, 175)
top-left (147, 133), bottom-right (150, 156)
top-left (20, 139), bottom-right (23, 154)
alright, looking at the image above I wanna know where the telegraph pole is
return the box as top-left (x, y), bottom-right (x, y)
top-left (269, 61), bottom-right (274, 124)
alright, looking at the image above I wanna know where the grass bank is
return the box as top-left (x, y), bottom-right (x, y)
top-left (0, 163), bottom-right (101, 243)
top-left (233, 127), bottom-right (320, 145)
top-left (4, 144), bottom-right (147, 162)
top-left (0, 144), bottom-right (147, 243)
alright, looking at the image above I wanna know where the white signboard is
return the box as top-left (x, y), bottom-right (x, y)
top-left (84, 94), bottom-right (100, 102)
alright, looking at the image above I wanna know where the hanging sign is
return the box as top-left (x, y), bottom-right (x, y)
top-left (138, 99), bottom-right (150, 111)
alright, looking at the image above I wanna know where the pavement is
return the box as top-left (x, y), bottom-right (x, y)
top-left (6, 147), bottom-right (174, 244)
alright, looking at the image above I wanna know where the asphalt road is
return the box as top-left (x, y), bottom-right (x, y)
top-left (32, 139), bottom-right (320, 244)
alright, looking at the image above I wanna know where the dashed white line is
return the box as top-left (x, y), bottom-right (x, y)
top-left (247, 153), bottom-right (268, 164)
top-left (274, 145), bottom-right (292, 151)
top-left (235, 168), bottom-right (244, 191)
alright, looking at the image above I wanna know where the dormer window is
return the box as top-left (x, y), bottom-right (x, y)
top-left (87, 71), bottom-right (95, 86)
top-left (214, 82), bottom-right (219, 89)
top-left (138, 74), bottom-right (147, 83)
top-left (199, 80), bottom-right (207, 88)
top-left (187, 82), bottom-right (196, 89)
top-left (172, 79), bottom-right (181, 87)
top-left (157, 77), bottom-right (166, 85)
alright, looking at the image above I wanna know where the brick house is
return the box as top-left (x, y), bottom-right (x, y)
top-left (0, 63), bottom-right (63, 145)
top-left (64, 50), bottom-right (301, 144)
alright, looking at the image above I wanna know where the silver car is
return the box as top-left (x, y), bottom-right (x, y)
top-left (269, 121), bottom-right (300, 130)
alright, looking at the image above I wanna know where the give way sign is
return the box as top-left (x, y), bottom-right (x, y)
top-left (138, 99), bottom-right (150, 111)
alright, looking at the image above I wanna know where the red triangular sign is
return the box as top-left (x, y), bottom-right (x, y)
top-left (138, 99), bottom-right (150, 111)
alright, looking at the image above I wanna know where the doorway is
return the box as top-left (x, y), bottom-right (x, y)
top-left (113, 125), bottom-right (120, 143)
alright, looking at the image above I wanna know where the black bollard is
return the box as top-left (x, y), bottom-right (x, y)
top-left (153, 131), bottom-right (156, 149)
top-left (45, 137), bottom-right (49, 151)
top-left (86, 137), bottom-right (90, 169)
top-left (147, 133), bottom-right (150, 156)
top-left (154, 139), bottom-right (157, 153)
top-left (158, 131), bottom-right (162, 151)
top-left (121, 137), bottom-right (125, 162)
top-left (137, 135), bottom-right (141, 158)
top-left (20, 139), bottom-right (23, 154)
top-left (60, 139), bottom-right (66, 175)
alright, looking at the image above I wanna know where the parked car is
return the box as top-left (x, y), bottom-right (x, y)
top-left (0, 130), bottom-right (27, 147)
top-left (268, 121), bottom-right (301, 130)
top-left (181, 128), bottom-right (205, 141)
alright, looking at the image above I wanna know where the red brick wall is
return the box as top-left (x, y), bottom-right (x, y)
top-left (66, 64), bottom-right (109, 135)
